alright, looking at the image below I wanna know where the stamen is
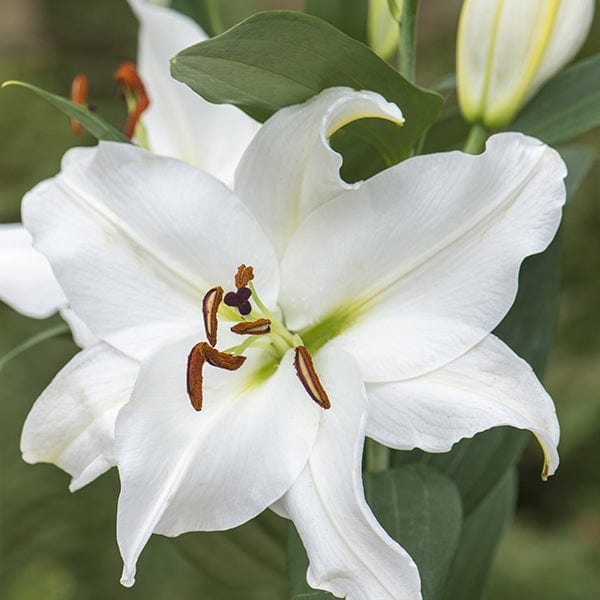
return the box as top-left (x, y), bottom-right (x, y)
top-left (113, 62), bottom-right (150, 139)
top-left (231, 318), bottom-right (271, 336)
top-left (202, 286), bottom-right (224, 347)
top-left (235, 264), bottom-right (254, 289)
top-left (186, 342), bottom-right (247, 411)
top-left (294, 346), bottom-right (331, 409)
top-left (202, 343), bottom-right (247, 370)
top-left (186, 342), bottom-right (206, 411)
top-left (69, 74), bottom-right (88, 135)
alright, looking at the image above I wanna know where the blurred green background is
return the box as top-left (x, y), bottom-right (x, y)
top-left (0, 1), bottom-right (598, 598)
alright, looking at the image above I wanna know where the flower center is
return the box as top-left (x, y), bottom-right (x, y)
top-left (186, 264), bottom-right (330, 412)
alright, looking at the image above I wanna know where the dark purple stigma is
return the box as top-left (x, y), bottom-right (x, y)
top-left (224, 286), bottom-right (252, 316)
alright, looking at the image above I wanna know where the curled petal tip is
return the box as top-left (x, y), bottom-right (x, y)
top-left (120, 567), bottom-right (136, 588)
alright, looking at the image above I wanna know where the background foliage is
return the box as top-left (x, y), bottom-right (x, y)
top-left (0, 1), bottom-right (598, 598)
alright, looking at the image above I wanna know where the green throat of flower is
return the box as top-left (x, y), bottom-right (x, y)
top-left (186, 264), bottom-right (359, 413)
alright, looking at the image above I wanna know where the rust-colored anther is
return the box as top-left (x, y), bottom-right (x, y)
top-left (294, 346), bottom-right (331, 409)
top-left (230, 318), bottom-right (271, 336)
top-left (202, 286), bottom-right (224, 347)
top-left (186, 342), bottom-right (247, 411)
top-left (113, 62), bottom-right (150, 139)
top-left (187, 342), bottom-right (207, 411)
top-left (235, 264), bottom-right (254, 289)
top-left (70, 74), bottom-right (88, 135)
top-left (202, 343), bottom-right (247, 371)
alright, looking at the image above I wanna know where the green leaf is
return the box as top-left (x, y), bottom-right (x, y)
top-left (442, 469), bottom-right (517, 600)
top-left (559, 144), bottom-right (597, 202)
top-left (513, 54), bottom-right (600, 145)
top-left (171, 11), bottom-right (442, 162)
top-left (305, 0), bottom-right (368, 45)
top-left (286, 465), bottom-right (462, 600)
top-left (1, 80), bottom-right (129, 143)
top-left (170, 0), bottom-right (225, 37)
top-left (365, 466), bottom-right (462, 600)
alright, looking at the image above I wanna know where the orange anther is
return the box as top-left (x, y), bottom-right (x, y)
top-left (113, 62), bottom-right (150, 139)
top-left (69, 74), bottom-right (88, 135)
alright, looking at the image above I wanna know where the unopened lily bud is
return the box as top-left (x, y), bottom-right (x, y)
top-left (457, 0), bottom-right (594, 129)
top-left (368, 0), bottom-right (400, 60)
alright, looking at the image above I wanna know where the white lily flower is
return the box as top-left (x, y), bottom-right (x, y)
top-left (0, 0), bottom-right (258, 329)
top-left (457, 0), bottom-right (595, 129)
top-left (21, 87), bottom-right (564, 598)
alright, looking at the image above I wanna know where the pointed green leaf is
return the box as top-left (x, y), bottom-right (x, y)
top-left (2, 81), bottom-right (129, 143)
top-left (559, 144), bottom-right (596, 202)
top-left (305, 0), bottom-right (369, 44)
top-left (365, 465), bottom-right (462, 600)
top-left (513, 54), bottom-right (600, 145)
top-left (442, 469), bottom-right (517, 600)
top-left (171, 11), bottom-right (442, 162)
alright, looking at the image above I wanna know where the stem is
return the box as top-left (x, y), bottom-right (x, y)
top-left (463, 123), bottom-right (489, 155)
top-left (0, 323), bottom-right (70, 373)
top-left (398, 0), bottom-right (420, 83)
top-left (203, 0), bottom-right (225, 36)
top-left (365, 438), bottom-right (391, 473)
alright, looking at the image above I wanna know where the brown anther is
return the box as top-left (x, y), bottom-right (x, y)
top-left (202, 286), bottom-right (223, 347)
top-left (187, 342), bottom-right (207, 411)
top-left (235, 264), bottom-right (254, 289)
top-left (294, 346), bottom-right (331, 409)
top-left (230, 318), bottom-right (271, 336)
top-left (113, 62), bottom-right (150, 139)
top-left (202, 343), bottom-right (247, 371)
top-left (69, 74), bottom-right (88, 135)
top-left (186, 342), bottom-right (247, 411)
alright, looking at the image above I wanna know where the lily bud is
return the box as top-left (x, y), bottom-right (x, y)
top-left (368, 0), bottom-right (400, 60)
top-left (457, 0), bottom-right (594, 129)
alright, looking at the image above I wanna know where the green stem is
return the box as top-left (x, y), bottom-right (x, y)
top-left (398, 0), bottom-right (420, 83)
top-left (463, 123), bottom-right (489, 155)
top-left (203, 0), bottom-right (224, 36)
top-left (365, 438), bottom-right (391, 473)
top-left (0, 323), bottom-right (70, 373)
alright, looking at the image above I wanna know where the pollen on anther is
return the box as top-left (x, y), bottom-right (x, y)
top-left (187, 343), bottom-right (206, 411)
top-left (235, 264), bottom-right (254, 289)
top-left (231, 318), bottom-right (271, 336)
top-left (69, 74), bottom-right (88, 135)
top-left (113, 62), bottom-right (150, 139)
top-left (202, 286), bottom-right (223, 347)
top-left (294, 346), bottom-right (331, 409)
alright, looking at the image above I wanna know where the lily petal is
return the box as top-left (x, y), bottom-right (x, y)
top-left (0, 223), bottom-right (66, 318)
top-left (22, 142), bottom-right (279, 360)
top-left (116, 336), bottom-right (320, 587)
top-left (59, 307), bottom-right (98, 348)
top-left (21, 342), bottom-right (138, 491)
top-left (128, 0), bottom-right (259, 182)
top-left (235, 87), bottom-right (404, 256)
top-left (273, 347), bottom-right (421, 600)
top-left (366, 334), bottom-right (560, 479)
top-left (281, 133), bottom-right (566, 381)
